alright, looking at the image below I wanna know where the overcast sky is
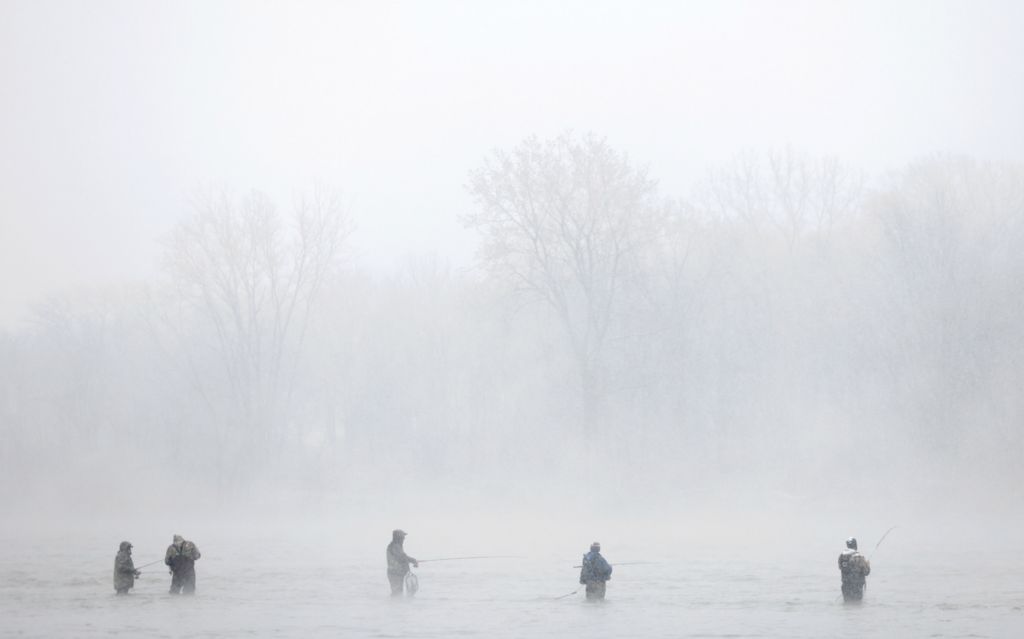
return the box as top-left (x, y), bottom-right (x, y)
top-left (1, 0), bottom-right (1022, 327)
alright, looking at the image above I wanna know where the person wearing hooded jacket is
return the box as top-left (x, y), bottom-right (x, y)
top-left (838, 536), bottom-right (871, 602)
top-left (579, 542), bottom-right (613, 600)
top-left (386, 529), bottom-right (418, 596)
top-left (113, 541), bottom-right (141, 595)
top-left (165, 534), bottom-right (201, 595)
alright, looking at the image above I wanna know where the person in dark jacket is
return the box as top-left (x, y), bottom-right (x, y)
top-left (165, 534), bottom-right (202, 595)
top-left (113, 541), bottom-right (141, 595)
top-left (838, 537), bottom-right (871, 602)
top-left (579, 542), bottom-right (613, 600)
top-left (386, 529), bottom-right (418, 597)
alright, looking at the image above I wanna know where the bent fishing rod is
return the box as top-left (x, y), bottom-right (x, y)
top-left (870, 526), bottom-right (898, 560)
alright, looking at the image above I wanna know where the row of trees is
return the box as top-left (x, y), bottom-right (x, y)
top-left (2, 134), bottom-right (1022, 506)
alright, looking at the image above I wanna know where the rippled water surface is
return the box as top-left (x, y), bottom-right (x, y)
top-left (2, 533), bottom-right (1021, 638)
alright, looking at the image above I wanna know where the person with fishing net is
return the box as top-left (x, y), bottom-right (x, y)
top-left (113, 541), bottom-right (141, 595)
top-left (386, 529), bottom-right (419, 597)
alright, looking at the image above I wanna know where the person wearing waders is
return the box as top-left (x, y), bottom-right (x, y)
top-left (579, 542), bottom-right (612, 600)
top-left (386, 529), bottom-right (419, 597)
top-left (113, 541), bottom-right (141, 595)
top-left (165, 534), bottom-right (202, 595)
top-left (838, 536), bottom-right (871, 602)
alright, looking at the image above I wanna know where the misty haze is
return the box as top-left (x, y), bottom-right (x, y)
top-left (1, 1), bottom-right (1022, 638)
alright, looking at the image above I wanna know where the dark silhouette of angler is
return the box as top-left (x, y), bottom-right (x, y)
top-left (831, 524), bottom-right (897, 598)
top-left (838, 537), bottom-right (871, 602)
top-left (579, 542), bottom-right (613, 601)
top-left (165, 534), bottom-right (202, 595)
top-left (113, 541), bottom-right (141, 595)
top-left (386, 529), bottom-right (419, 597)
top-left (558, 557), bottom-right (645, 600)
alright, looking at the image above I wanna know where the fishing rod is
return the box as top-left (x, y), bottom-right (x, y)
top-left (571, 561), bottom-right (651, 568)
top-left (864, 525), bottom-right (897, 596)
top-left (557, 561), bottom-right (650, 599)
top-left (870, 526), bottom-right (898, 560)
top-left (134, 559), bottom-right (166, 569)
top-left (418, 555), bottom-right (522, 563)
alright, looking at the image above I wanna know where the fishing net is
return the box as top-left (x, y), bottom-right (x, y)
top-left (403, 570), bottom-right (419, 597)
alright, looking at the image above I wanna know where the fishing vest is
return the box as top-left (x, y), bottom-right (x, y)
top-left (581, 552), bottom-right (610, 581)
top-left (839, 550), bottom-right (867, 579)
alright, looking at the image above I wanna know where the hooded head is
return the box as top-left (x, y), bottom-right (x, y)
top-left (590, 542), bottom-right (601, 553)
top-left (173, 534), bottom-right (184, 545)
top-left (846, 537), bottom-right (858, 551)
top-left (119, 541), bottom-right (132, 553)
top-left (392, 529), bottom-right (407, 542)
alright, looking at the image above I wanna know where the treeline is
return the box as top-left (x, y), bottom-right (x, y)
top-left (2, 134), bottom-right (1023, 506)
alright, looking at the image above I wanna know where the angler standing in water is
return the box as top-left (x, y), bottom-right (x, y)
top-left (165, 534), bottom-right (202, 595)
top-left (838, 536), bottom-right (871, 602)
top-left (579, 542), bottom-right (613, 600)
top-left (113, 541), bottom-right (141, 595)
top-left (386, 529), bottom-right (419, 597)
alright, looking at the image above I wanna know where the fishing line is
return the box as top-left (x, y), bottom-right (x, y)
top-left (134, 559), bottom-right (166, 569)
top-left (417, 555), bottom-right (522, 563)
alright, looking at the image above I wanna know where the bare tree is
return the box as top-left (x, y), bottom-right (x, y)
top-left (697, 148), bottom-right (863, 250)
top-left (162, 187), bottom-right (351, 488)
top-left (464, 133), bottom-right (671, 438)
top-left (869, 156), bottom-right (1024, 454)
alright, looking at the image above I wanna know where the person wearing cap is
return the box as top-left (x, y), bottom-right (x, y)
top-left (838, 536), bottom-right (871, 602)
top-left (165, 534), bottom-right (202, 595)
top-left (579, 542), bottom-right (613, 600)
top-left (386, 529), bottom-right (419, 597)
top-left (113, 541), bottom-right (141, 595)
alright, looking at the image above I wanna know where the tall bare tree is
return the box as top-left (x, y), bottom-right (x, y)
top-left (162, 187), bottom-right (351, 486)
top-left (465, 133), bottom-right (671, 438)
top-left (870, 156), bottom-right (1024, 453)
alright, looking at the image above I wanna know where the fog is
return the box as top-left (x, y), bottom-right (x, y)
top-left (2, 1), bottom-right (1023, 637)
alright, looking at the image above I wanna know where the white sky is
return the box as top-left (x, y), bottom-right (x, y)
top-left (1, 0), bottom-right (1022, 326)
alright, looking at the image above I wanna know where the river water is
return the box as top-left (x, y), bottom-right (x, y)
top-left (1, 529), bottom-right (1020, 638)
